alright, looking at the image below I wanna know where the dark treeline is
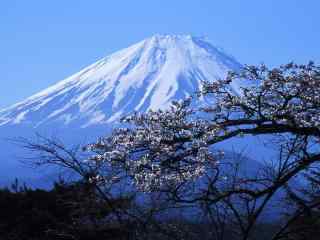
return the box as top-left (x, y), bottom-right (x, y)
top-left (0, 180), bottom-right (132, 240)
top-left (0, 180), bottom-right (319, 240)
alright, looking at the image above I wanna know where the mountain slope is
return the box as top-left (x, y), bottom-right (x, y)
top-left (0, 34), bottom-right (247, 186)
top-left (0, 35), bottom-right (242, 128)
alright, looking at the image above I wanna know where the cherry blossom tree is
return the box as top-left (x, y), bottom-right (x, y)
top-left (85, 62), bottom-right (320, 239)
top-left (20, 62), bottom-right (320, 240)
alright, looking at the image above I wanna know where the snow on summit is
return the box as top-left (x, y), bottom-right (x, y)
top-left (0, 34), bottom-right (242, 128)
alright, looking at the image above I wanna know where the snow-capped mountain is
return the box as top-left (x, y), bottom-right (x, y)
top-left (0, 34), bottom-right (247, 187)
top-left (0, 34), bottom-right (242, 128)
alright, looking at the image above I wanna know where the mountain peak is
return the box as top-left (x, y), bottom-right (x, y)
top-left (0, 35), bottom-right (242, 128)
top-left (142, 34), bottom-right (210, 50)
top-left (146, 34), bottom-right (208, 42)
top-left (147, 33), bottom-right (194, 41)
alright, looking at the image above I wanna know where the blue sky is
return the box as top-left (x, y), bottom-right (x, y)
top-left (1, 0), bottom-right (320, 109)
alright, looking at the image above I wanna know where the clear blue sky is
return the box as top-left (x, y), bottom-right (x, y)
top-left (1, 0), bottom-right (319, 109)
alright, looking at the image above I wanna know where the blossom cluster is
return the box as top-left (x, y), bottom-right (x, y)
top-left (85, 62), bottom-right (320, 192)
top-left (202, 62), bottom-right (320, 129)
top-left (85, 98), bottom-right (220, 191)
